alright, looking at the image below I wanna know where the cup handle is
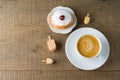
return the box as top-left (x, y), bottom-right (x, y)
top-left (96, 55), bottom-right (103, 61)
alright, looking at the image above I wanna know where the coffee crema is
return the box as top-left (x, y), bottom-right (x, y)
top-left (77, 35), bottom-right (100, 58)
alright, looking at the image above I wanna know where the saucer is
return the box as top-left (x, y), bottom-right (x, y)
top-left (65, 27), bottom-right (110, 70)
top-left (47, 6), bottom-right (77, 34)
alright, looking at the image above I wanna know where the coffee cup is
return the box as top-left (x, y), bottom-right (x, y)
top-left (76, 34), bottom-right (102, 59)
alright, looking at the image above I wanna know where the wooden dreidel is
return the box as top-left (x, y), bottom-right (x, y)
top-left (47, 36), bottom-right (56, 52)
top-left (42, 58), bottom-right (54, 64)
top-left (84, 13), bottom-right (90, 24)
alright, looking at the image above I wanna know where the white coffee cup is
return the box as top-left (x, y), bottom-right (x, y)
top-left (75, 34), bottom-right (102, 59)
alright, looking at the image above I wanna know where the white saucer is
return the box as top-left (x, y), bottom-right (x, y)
top-left (65, 27), bottom-right (110, 70)
top-left (47, 6), bottom-right (77, 34)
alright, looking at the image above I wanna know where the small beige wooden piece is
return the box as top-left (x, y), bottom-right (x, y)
top-left (42, 58), bottom-right (54, 64)
top-left (47, 36), bottom-right (56, 52)
top-left (84, 13), bottom-right (90, 24)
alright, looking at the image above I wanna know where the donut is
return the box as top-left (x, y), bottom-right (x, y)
top-left (50, 9), bottom-right (73, 29)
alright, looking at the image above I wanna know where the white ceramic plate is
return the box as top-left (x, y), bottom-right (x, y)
top-left (47, 6), bottom-right (77, 34)
top-left (65, 27), bottom-right (110, 70)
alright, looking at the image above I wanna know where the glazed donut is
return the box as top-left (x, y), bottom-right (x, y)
top-left (51, 9), bottom-right (73, 29)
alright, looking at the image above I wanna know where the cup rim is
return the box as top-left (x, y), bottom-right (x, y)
top-left (76, 34), bottom-right (102, 59)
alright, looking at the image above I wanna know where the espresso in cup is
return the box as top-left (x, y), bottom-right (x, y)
top-left (77, 35), bottom-right (101, 58)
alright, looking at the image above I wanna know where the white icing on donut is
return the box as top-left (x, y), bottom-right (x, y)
top-left (51, 9), bottom-right (72, 26)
